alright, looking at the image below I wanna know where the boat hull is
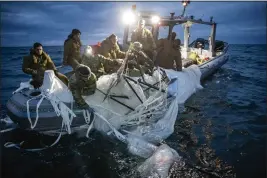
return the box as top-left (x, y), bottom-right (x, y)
top-left (6, 89), bottom-right (86, 132)
top-left (200, 56), bottom-right (229, 80)
top-left (199, 47), bottom-right (230, 80)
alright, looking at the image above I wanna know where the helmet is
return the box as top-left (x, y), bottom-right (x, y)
top-left (75, 64), bottom-right (92, 81)
top-left (84, 45), bottom-right (93, 57)
top-left (132, 42), bottom-right (143, 52)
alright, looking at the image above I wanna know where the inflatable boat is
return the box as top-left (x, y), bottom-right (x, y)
top-left (6, 40), bottom-right (229, 135)
top-left (6, 6), bottom-right (230, 136)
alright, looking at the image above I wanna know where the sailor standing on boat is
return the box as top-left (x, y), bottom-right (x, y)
top-left (68, 64), bottom-right (97, 110)
top-left (81, 46), bottom-right (124, 78)
top-left (22, 42), bottom-right (69, 88)
top-left (156, 32), bottom-right (182, 71)
top-left (131, 19), bottom-right (157, 62)
top-left (63, 29), bottom-right (82, 70)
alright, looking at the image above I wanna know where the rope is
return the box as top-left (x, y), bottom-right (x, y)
top-left (83, 109), bottom-right (91, 124)
top-left (86, 115), bottom-right (95, 138)
top-left (30, 74), bottom-right (75, 132)
top-left (4, 121), bottom-right (64, 152)
top-left (0, 127), bottom-right (17, 133)
top-left (26, 95), bottom-right (43, 129)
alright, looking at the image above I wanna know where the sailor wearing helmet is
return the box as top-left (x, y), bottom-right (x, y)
top-left (127, 42), bottom-right (154, 77)
top-left (68, 64), bottom-right (97, 109)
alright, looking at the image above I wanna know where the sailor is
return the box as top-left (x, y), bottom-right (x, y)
top-left (63, 29), bottom-right (82, 70)
top-left (22, 42), bottom-right (69, 88)
top-left (68, 64), bottom-right (97, 109)
top-left (156, 32), bottom-right (182, 71)
top-left (196, 41), bottom-right (204, 49)
top-left (97, 34), bottom-right (126, 60)
top-left (173, 38), bottom-right (181, 50)
top-left (127, 42), bottom-right (154, 76)
top-left (131, 19), bottom-right (157, 61)
top-left (81, 46), bottom-right (124, 78)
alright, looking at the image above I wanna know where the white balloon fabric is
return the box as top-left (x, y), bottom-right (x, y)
top-left (137, 144), bottom-right (181, 178)
top-left (17, 65), bottom-right (202, 178)
top-left (41, 70), bottom-right (73, 103)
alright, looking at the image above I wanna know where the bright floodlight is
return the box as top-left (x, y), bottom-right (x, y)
top-left (122, 11), bottom-right (135, 25)
top-left (151, 16), bottom-right (160, 24)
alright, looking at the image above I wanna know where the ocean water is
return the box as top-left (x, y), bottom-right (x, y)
top-left (0, 44), bottom-right (266, 178)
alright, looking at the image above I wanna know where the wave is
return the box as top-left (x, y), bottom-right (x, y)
top-left (2, 73), bottom-right (27, 78)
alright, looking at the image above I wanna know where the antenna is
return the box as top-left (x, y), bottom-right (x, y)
top-left (181, 0), bottom-right (190, 17)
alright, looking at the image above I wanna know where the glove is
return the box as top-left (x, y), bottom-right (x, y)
top-left (34, 68), bottom-right (45, 81)
top-left (37, 67), bottom-right (46, 76)
top-left (32, 70), bottom-right (38, 76)
top-left (30, 80), bottom-right (42, 89)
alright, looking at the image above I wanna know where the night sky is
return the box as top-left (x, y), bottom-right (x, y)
top-left (1, 2), bottom-right (266, 47)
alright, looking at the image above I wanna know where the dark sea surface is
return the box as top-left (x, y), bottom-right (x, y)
top-left (0, 44), bottom-right (266, 178)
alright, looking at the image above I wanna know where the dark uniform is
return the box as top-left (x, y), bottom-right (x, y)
top-left (68, 64), bottom-right (97, 109)
top-left (23, 50), bottom-right (68, 88)
top-left (156, 32), bottom-right (182, 71)
top-left (97, 34), bottom-right (126, 59)
top-left (63, 29), bottom-right (82, 69)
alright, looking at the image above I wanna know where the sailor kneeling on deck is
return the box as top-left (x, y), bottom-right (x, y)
top-left (68, 64), bottom-right (96, 109)
top-left (22, 42), bottom-right (69, 89)
top-left (127, 42), bottom-right (154, 77)
top-left (81, 46), bottom-right (124, 79)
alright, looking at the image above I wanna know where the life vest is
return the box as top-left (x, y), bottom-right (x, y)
top-left (188, 52), bottom-right (198, 60)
